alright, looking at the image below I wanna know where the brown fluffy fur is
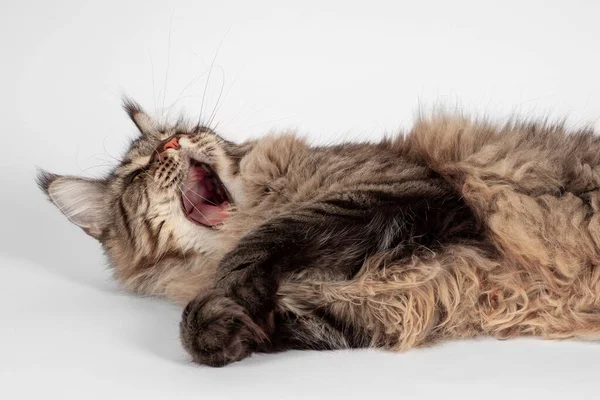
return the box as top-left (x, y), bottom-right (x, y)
top-left (39, 103), bottom-right (600, 365)
top-left (280, 116), bottom-right (600, 350)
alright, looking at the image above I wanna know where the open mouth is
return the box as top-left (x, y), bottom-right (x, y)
top-left (181, 160), bottom-right (231, 227)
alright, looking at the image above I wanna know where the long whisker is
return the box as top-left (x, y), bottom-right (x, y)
top-left (178, 185), bottom-right (211, 223)
top-left (77, 162), bottom-right (117, 177)
top-left (140, 169), bottom-right (157, 184)
top-left (161, 9), bottom-right (175, 123)
top-left (163, 73), bottom-right (208, 112)
top-left (205, 65), bottom-right (225, 130)
top-left (177, 181), bottom-right (219, 207)
top-left (101, 138), bottom-right (128, 165)
top-left (199, 29), bottom-right (229, 126)
top-left (149, 49), bottom-right (157, 113)
top-left (214, 101), bottom-right (250, 131)
top-left (161, 10), bottom-right (175, 121)
top-left (104, 85), bottom-right (120, 100)
top-left (93, 153), bottom-right (151, 171)
top-left (207, 64), bottom-right (246, 130)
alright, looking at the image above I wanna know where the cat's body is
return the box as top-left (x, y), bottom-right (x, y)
top-left (39, 102), bottom-right (600, 366)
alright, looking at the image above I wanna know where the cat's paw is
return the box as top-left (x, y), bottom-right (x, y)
top-left (179, 290), bottom-right (268, 367)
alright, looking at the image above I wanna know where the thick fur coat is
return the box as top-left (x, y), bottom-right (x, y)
top-left (39, 102), bottom-right (600, 366)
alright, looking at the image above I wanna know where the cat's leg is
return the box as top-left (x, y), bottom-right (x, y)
top-left (180, 183), bottom-right (480, 366)
top-left (179, 290), bottom-right (368, 367)
top-left (178, 200), bottom-right (374, 367)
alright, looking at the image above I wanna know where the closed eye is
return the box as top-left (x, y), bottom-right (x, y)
top-left (127, 167), bottom-right (148, 184)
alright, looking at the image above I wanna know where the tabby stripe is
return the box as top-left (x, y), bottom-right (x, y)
top-left (118, 198), bottom-right (134, 244)
top-left (305, 205), bottom-right (367, 221)
top-left (156, 220), bottom-right (165, 237)
top-left (142, 187), bottom-right (151, 209)
top-left (143, 218), bottom-right (158, 255)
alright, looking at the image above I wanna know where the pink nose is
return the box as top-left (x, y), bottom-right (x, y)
top-left (163, 136), bottom-right (180, 151)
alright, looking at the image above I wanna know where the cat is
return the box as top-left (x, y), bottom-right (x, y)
top-left (38, 99), bottom-right (600, 367)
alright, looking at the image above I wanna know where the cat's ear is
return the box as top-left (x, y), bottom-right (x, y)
top-left (122, 97), bottom-right (155, 136)
top-left (37, 170), bottom-right (109, 239)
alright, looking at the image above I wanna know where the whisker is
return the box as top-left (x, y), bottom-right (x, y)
top-left (161, 10), bottom-right (175, 122)
top-left (206, 65), bottom-right (225, 130)
top-left (140, 169), bottom-right (157, 184)
top-left (104, 85), bottom-right (120, 100)
top-left (177, 181), bottom-right (219, 207)
top-left (207, 64), bottom-right (246, 130)
top-left (77, 162), bottom-right (117, 177)
top-left (199, 28), bottom-right (229, 126)
top-left (163, 73), bottom-right (208, 112)
top-left (93, 153), bottom-right (151, 172)
top-left (215, 102), bottom-right (250, 131)
top-left (149, 49), bottom-right (157, 113)
top-left (178, 185), bottom-right (212, 223)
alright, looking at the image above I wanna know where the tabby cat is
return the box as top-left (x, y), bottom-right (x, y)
top-left (38, 100), bottom-right (600, 367)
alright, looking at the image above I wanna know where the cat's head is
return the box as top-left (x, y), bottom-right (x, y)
top-left (37, 100), bottom-right (250, 294)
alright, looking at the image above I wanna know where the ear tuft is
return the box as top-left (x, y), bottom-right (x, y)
top-left (122, 96), bottom-right (142, 118)
top-left (37, 172), bottom-right (109, 239)
top-left (122, 97), bottom-right (155, 136)
top-left (36, 168), bottom-right (59, 194)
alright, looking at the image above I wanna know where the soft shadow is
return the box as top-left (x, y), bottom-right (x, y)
top-left (129, 298), bottom-right (190, 363)
top-left (0, 172), bottom-right (115, 292)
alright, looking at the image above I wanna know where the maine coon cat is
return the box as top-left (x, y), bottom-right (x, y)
top-left (38, 100), bottom-right (600, 367)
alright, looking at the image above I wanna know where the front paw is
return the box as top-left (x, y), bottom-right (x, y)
top-left (180, 290), bottom-right (268, 367)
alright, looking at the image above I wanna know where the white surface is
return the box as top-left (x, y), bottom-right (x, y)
top-left (3, 0), bottom-right (600, 399)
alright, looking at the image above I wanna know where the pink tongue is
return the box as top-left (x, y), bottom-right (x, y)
top-left (188, 203), bottom-right (229, 226)
top-left (182, 171), bottom-right (229, 226)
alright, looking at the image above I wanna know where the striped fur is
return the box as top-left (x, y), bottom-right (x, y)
top-left (38, 101), bottom-right (600, 367)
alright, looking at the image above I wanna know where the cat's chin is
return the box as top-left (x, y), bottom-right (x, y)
top-left (181, 160), bottom-right (232, 228)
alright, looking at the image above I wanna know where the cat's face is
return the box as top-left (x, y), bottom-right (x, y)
top-left (38, 100), bottom-right (249, 288)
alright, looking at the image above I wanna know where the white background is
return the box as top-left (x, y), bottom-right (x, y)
top-left (3, 0), bottom-right (600, 399)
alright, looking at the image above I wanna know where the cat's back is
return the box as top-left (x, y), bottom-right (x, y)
top-left (401, 115), bottom-right (600, 194)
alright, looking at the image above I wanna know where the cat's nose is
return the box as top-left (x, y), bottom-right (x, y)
top-left (153, 135), bottom-right (182, 163)
top-left (163, 136), bottom-right (180, 151)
